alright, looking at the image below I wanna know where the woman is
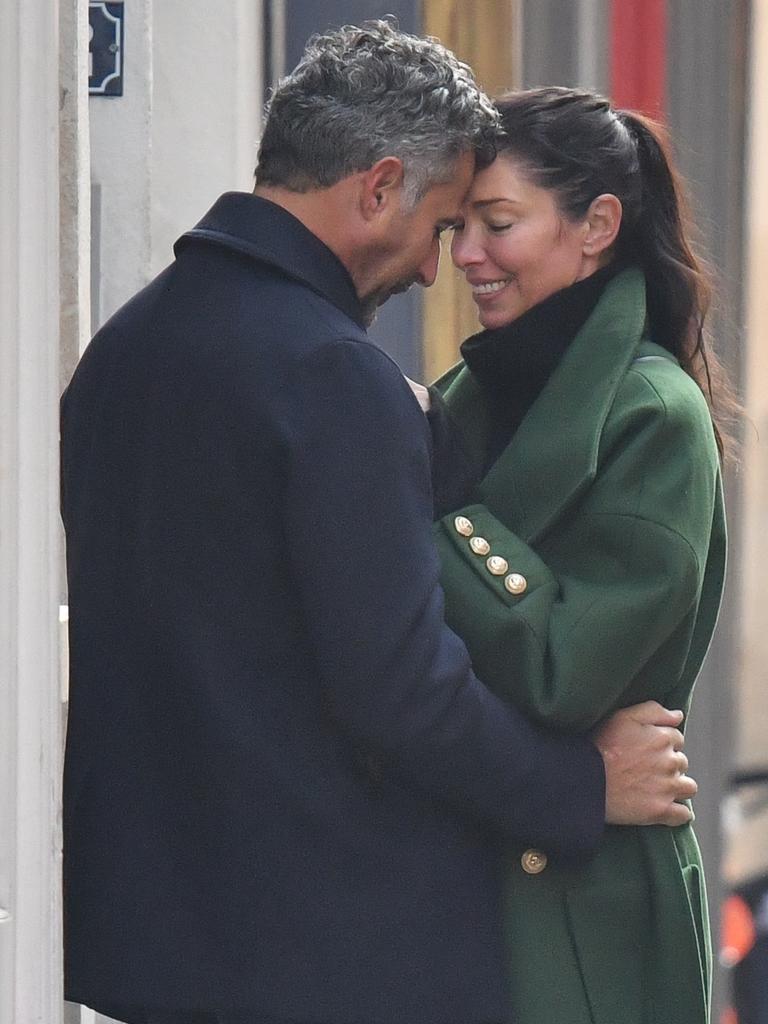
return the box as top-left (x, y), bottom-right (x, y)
top-left (426, 88), bottom-right (730, 1024)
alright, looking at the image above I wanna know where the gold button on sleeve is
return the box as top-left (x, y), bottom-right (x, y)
top-left (486, 555), bottom-right (509, 576)
top-left (521, 849), bottom-right (548, 874)
top-left (454, 515), bottom-right (474, 538)
top-left (504, 572), bottom-right (528, 595)
top-left (469, 536), bottom-right (491, 556)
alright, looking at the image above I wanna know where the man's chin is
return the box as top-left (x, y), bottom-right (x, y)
top-left (359, 281), bottom-right (415, 327)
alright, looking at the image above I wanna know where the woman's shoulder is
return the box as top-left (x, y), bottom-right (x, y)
top-left (615, 340), bottom-right (715, 434)
top-left (596, 340), bottom-right (721, 482)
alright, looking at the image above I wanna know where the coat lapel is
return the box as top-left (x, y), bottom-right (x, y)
top-left (436, 362), bottom-right (491, 470)
top-left (439, 268), bottom-right (649, 543)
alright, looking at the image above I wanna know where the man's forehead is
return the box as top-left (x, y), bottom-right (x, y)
top-left (425, 152), bottom-right (476, 217)
top-left (453, 150), bottom-right (478, 191)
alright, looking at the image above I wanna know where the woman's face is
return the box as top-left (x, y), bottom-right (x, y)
top-left (451, 155), bottom-right (600, 330)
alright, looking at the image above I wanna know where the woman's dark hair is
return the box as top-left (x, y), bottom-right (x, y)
top-left (494, 86), bottom-right (738, 460)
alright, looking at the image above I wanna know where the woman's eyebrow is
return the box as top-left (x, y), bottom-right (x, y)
top-left (471, 197), bottom-right (524, 209)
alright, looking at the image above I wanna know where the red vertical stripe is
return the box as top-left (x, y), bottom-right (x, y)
top-left (610, 0), bottom-right (667, 119)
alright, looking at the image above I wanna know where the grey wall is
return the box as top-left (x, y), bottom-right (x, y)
top-left (522, 0), bottom-right (609, 93)
top-left (666, 2), bottom-right (751, 1015)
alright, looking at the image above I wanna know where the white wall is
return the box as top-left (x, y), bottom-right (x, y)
top-left (88, 0), bottom-right (264, 333)
top-left (151, 0), bottom-right (263, 276)
top-left (90, 0), bottom-right (154, 328)
top-left (0, 0), bottom-right (66, 1020)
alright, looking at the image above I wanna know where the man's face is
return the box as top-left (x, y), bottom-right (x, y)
top-left (358, 151), bottom-right (475, 323)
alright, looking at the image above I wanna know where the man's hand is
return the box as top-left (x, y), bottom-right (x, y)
top-left (593, 701), bottom-right (697, 827)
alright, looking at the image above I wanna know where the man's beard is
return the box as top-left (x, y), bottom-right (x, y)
top-left (359, 279), bottom-right (415, 328)
top-left (360, 295), bottom-right (380, 328)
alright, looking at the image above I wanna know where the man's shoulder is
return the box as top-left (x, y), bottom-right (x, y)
top-left (260, 272), bottom-right (367, 348)
top-left (181, 239), bottom-right (369, 357)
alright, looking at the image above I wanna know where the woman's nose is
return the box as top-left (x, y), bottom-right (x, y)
top-left (451, 229), bottom-right (485, 270)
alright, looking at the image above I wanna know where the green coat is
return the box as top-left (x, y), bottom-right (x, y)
top-left (433, 269), bottom-right (726, 1024)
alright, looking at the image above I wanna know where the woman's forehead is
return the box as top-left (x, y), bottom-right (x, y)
top-left (466, 156), bottom-right (550, 206)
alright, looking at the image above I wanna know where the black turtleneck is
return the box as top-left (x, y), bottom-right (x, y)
top-left (461, 262), bottom-right (620, 470)
top-left (429, 262), bottom-right (621, 518)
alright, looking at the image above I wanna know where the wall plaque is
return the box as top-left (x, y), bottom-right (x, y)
top-left (89, 2), bottom-right (124, 96)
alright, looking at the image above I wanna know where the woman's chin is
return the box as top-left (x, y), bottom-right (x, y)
top-left (478, 308), bottom-right (514, 331)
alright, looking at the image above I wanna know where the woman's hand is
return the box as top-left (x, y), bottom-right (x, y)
top-left (404, 376), bottom-right (431, 413)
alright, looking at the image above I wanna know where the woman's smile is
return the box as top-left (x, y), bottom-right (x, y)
top-left (470, 277), bottom-right (514, 298)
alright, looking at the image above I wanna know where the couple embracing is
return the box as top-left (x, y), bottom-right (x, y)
top-left (61, 19), bottom-right (727, 1024)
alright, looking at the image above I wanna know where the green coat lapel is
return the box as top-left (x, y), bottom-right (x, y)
top-left (434, 359), bottom-right (490, 469)
top-left (439, 268), bottom-right (650, 544)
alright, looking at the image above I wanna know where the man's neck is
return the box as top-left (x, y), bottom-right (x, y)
top-left (253, 184), bottom-right (360, 284)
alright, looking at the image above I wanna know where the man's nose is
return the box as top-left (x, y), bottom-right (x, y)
top-left (417, 239), bottom-right (441, 288)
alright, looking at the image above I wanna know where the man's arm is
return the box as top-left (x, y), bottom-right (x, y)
top-left (281, 340), bottom-right (691, 853)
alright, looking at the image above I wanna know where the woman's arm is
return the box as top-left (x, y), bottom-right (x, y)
top-left (434, 365), bottom-right (724, 732)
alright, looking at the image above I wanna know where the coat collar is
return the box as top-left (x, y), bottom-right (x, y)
top-left (439, 268), bottom-right (654, 543)
top-left (175, 192), bottom-right (367, 329)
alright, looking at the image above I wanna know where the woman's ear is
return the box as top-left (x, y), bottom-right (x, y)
top-left (583, 193), bottom-right (623, 256)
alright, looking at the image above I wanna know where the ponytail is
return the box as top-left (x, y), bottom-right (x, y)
top-left (617, 111), bottom-right (737, 461)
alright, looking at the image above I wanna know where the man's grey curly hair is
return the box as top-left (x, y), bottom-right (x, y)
top-left (255, 19), bottom-right (500, 208)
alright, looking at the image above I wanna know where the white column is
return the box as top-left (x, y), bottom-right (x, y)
top-left (0, 1), bottom-right (64, 1022)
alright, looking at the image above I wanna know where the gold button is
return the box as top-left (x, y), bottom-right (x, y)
top-left (469, 536), bottom-right (491, 556)
top-left (504, 572), bottom-right (528, 595)
top-left (486, 555), bottom-right (509, 576)
top-left (454, 515), bottom-right (474, 538)
top-left (521, 849), bottom-right (548, 874)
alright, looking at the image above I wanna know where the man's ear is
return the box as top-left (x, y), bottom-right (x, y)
top-left (359, 157), bottom-right (405, 221)
top-left (582, 193), bottom-right (623, 256)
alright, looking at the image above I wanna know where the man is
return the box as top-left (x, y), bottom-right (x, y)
top-left (61, 21), bottom-right (695, 1024)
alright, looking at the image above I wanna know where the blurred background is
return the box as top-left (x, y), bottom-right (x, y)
top-left (1, 2), bottom-right (766, 1022)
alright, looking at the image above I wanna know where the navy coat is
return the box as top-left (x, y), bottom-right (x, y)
top-left (61, 192), bottom-right (604, 1022)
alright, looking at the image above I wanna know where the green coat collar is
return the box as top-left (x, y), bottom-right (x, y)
top-left (437, 268), bottom-right (667, 543)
